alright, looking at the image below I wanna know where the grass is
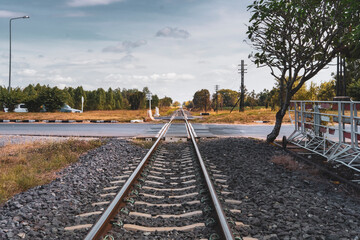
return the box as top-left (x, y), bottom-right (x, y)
top-left (131, 139), bottom-right (154, 149)
top-left (0, 107), bottom-right (291, 124)
top-left (190, 108), bottom-right (293, 124)
top-left (270, 154), bottom-right (320, 176)
top-left (0, 107), bottom-right (173, 122)
top-left (270, 155), bottom-right (303, 171)
top-left (0, 139), bottom-right (103, 204)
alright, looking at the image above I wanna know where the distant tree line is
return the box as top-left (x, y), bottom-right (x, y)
top-left (184, 80), bottom-right (340, 111)
top-left (0, 84), bottom-right (172, 112)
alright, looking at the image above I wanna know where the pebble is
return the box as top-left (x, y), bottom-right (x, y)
top-left (199, 138), bottom-right (360, 239)
top-left (0, 139), bottom-right (147, 239)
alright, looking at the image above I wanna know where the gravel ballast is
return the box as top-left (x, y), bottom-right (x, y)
top-left (199, 138), bottom-right (360, 240)
top-left (1, 137), bottom-right (359, 239)
top-left (0, 139), bottom-right (147, 239)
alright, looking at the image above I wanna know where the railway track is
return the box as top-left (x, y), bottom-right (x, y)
top-left (73, 109), bottom-right (242, 239)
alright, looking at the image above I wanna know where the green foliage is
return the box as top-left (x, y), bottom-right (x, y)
top-left (247, 0), bottom-right (360, 142)
top-left (73, 86), bottom-right (85, 110)
top-left (184, 100), bottom-right (194, 109)
top-left (193, 89), bottom-right (211, 111)
top-left (159, 96), bottom-right (173, 107)
top-left (348, 81), bottom-right (360, 101)
top-left (0, 84), bottom-right (166, 112)
top-left (217, 89), bottom-right (238, 107)
top-left (151, 95), bottom-right (159, 108)
top-left (128, 90), bottom-right (145, 110)
top-left (0, 88), bottom-right (24, 112)
top-left (38, 87), bottom-right (66, 112)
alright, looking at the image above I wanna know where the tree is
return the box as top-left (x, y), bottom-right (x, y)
top-left (172, 101), bottom-right (181, 107)
top-left (151, 95), bottom-right (159, 109)
top-left (247, 0), bottom-right (360, 142)
top-left (105, 88), bottom-right (115, 110)
top-left (38, 87), bottom-right (65, 112)
top-left (245, 90), bottom-right (258, 109)
top-left (193, 89), bottom-right (211, 112)
top-left (23, 85), bottom-right (42, 112)
top-left (96, 88), bottom-right (106, 110)
top-left (113, 88), bottom-right (123, 110)
top-left (217, 89), bottom-right (238, 107)
top-left (128, 90), bottom-right (145, 110)
top-left (159, 96), bottom-right (172, 107)
top-left (184, 100), bottom-right (194, 109)
top-left (0, 88), bottom-right (24, 112)
top-left (73, 86), bottom-right (86, 110)
top-left (257, 89), bottom-right (271, 108)
top-left (318, 80), bottom-right (336, 101)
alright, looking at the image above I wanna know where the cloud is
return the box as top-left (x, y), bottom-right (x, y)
top-left (17, 69), bottom-right (37, 77)
top-left (156, 27), bottom-right (190, 39)
top-left (104, 73), bottom-right (195, 84)
top-left (150, 73), bottom-right (195, 81)
top-left (64, 11), bottom-right (88, 17)
top-left (120, 54), bottom-right (137, 63)
top-left (102, 40), bottom-right (147, 53)
top-left (0, 10), bottom-right (27, 18)
top-left (48, 75), bottom-right (74, 84)
top-left (67, 0), bottom-right (124, 7)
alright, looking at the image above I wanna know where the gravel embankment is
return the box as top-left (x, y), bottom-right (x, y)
top-left (199, 138), bottom-right (360, 240)
top-left (0, 139), bottom-right (147, 240)
top-left (1, 137), bottom-right (359, 240)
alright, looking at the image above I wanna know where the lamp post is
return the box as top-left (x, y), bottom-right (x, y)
top-left (9, 15), bottom-right (30, 92)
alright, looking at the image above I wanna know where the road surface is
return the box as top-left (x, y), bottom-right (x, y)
top-left (0, 123), bottom-right (294, 140)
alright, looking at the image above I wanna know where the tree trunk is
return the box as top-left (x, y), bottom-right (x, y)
top-left (266, 104), bottom-right (287, 143)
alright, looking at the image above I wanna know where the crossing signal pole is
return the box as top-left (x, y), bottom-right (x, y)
top-left (239, 60), bottom-right (247, 112)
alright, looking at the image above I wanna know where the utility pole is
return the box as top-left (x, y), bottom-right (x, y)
top-left (333, 54), bottom-right (350, 102)
top-left (238, 60), bottom-right (247, 112)
top-left (215, 85), bottom-right (219, 113)
top-left (9, 16), bottom-right (30, 92)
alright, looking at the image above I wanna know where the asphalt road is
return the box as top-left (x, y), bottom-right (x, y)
top-left (0, 123), bottom-right (294, 139)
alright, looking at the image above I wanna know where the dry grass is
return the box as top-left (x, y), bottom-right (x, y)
top-left (131, 139), bottom-right (154, 149)
top-left (0, 108), bottom-right (173, 122)
top-left (270, 154), bottom-right (320, 177)
top-left (270, 155), bottom-right (303, 171)
top-left (0, 139), bottom-right (103, 204)
top-left (190, 108), bottom-right (294, 124)
top-left (0, 107), bottom-right (291, 124)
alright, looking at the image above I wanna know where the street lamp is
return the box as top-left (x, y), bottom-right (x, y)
top-left (9, 15), bottom-right (30, 92)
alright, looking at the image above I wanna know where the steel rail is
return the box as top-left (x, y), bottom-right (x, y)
top-left (182, 109), bottom-right (235, 240)
top-left (84, 116), bottom-right (174, 240)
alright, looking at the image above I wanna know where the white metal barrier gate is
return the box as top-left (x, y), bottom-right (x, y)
top-left (287, 100), bottom-right (360, 174)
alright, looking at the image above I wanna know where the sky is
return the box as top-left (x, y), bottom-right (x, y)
top-left (0, 0), bottom-right (336, 103)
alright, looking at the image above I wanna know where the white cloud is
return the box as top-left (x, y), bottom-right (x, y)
top-left (102, 40), bottom-right (147, 53)
top-left (67, 0), bottom-right (124, 7)
top-left (120, 54), bottom-right (137, 63)
top-left (64, 11), bottom-right (88, 17)
top-left (150, 73), bottom-right (195, 81)
top-left (104, 73), bottom-right (195, 85)
top-left (49, 75), bottom-right (74, 83)
top-left (0, 10), bottom-right (27, 18)
top-left (156, 27), bottom-right (190, 39)
top-left (17, 69), bottom-right (37, 77)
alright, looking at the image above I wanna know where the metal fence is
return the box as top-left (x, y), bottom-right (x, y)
top-left (287, 100), bottom-right (360, 174)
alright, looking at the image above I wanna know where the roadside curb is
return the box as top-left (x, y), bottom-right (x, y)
top-left (0, 119), bottom-right (119, 123)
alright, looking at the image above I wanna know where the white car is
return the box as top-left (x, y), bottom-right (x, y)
top-left (14, 103), bottom-right (28, 113)
top-left (3, 103), bottom-right (28, 112)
